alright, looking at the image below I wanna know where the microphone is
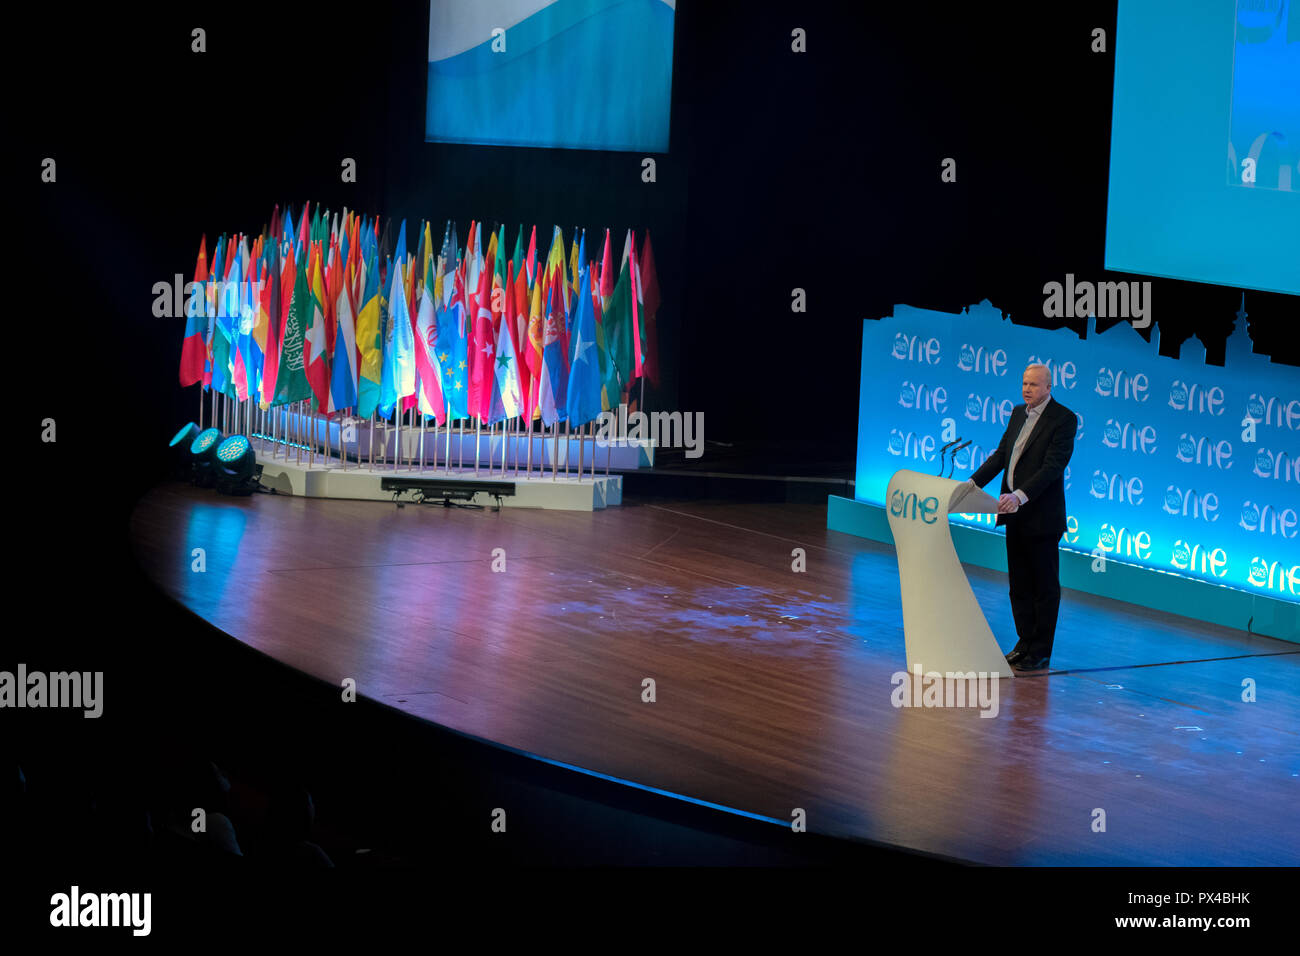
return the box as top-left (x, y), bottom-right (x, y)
top-left (937, 437), bottom-right (961, 476)
top-left (947, 439), bottom-right (972, 478)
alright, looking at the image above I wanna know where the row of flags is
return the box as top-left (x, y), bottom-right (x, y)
top-left (179, 203), bottom-right (662, 430)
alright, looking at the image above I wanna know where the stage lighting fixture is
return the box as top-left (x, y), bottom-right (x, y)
top-left (213, 434), bottom-right (263, 496)
top-left (170, 422), bottom-right (201, 450)
top-left (168, 422), bottom-right (201, 479)
top-left (189, 427), bottom-right (223, 487)
top-left (379, 476), bottom-right (515, 511)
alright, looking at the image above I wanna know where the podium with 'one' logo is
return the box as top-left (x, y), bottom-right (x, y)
top-left (885, 469), bottom-right (1013, 677)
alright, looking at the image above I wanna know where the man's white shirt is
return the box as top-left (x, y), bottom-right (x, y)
top-left (1007, 394), bottom-right (1053, 505)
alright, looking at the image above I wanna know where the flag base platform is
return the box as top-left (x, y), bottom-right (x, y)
top-left (262, 409), bottom-right (655, 470)
top-left (255, 446), bottom-right (622, 511)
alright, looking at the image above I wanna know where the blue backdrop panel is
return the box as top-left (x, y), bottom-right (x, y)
top-left (1105, 0), bottom-right (1300, 295)
top-left (853, 301), bottom-right (1299, 605)
top-left (426, 0), bottom-right (675, 152)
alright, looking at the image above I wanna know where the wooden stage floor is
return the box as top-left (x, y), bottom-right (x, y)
top-left (129, 483), bottom-right (1300, 865)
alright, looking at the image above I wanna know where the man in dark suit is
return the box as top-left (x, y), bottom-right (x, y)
top-left (969, 364), bottom-right (1076, 671)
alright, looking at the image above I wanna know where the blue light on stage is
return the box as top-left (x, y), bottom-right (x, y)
top-left (190, 428), bottom-right (221, 456)
top-left (216, 435), bottom-right (250, 464)
top-left (170, 422), bottom-right (200, 448)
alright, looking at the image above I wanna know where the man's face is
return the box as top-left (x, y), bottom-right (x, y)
top-left (1022, 367), bottom-right (1050, 407)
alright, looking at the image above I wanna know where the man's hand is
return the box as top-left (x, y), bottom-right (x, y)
top-left (997, 493), bottom-right (1020, 514)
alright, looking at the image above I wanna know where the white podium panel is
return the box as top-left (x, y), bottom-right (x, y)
top-left (886, 469), bottom-right (1014, 678)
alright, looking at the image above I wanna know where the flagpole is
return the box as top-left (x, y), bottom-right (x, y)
top-left (368, 410), bottom-right (376, 471)
top-left (525, 414), bottom-right (533, 478)
top-left (578, 420), bottom-right (585, 481)
top-left (515, 415), bottom-right (523, 477)
top-left (506, 418), bottom-right (517, 478)
top-left (552, 421), bottom-right (558, 481)
top-left (458, 417), bottom-right (465, 470)
top-left (511, 415), bottom-right (519, 476)
top-left (501, 421), bottom-right (508, 476)
top-left (474, 417), bottom-right (481, 476)
top-left (563, 420), bottom-right (570, 478)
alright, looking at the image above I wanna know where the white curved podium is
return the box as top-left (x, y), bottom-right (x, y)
top-left (885, 469), bottom-right (1014, 678)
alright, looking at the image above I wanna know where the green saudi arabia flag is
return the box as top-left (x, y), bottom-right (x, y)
top-left (273, 257), bottom-right (312, 406)
top-left (602, 255), bottom-right (634, 401)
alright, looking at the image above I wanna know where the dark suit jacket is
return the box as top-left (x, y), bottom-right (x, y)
top-left (970, 396), bottom-right (1076, 537)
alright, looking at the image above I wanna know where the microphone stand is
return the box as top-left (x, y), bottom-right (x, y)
top-left (948, 439), bottom-right (972, 479)
top-left (936, 437), bottom-right (960, 477)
